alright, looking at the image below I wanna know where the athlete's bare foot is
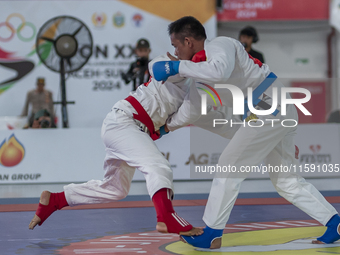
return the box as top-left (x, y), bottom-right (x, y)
top-left (180, 235), bottom-right (221, 249)
top-left (210, 237), bottom-right (222, 249)
top-left (312, 224), bottom-right (340, 244)
top-left (156, 222), bottom-right (204, 236)
top-left (28, 190), bottom-right (51, 230)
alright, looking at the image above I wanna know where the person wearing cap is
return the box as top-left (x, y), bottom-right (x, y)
top-left (239, 26), bottom-right (265, 63)
top-left (121, 38), bottom-right (151, 91)
top-left (21, 77), bottom-right (54, 127)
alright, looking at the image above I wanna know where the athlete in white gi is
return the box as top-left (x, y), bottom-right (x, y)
top-left (153, 16), bottom-right (340, 248)
top-left (28, 55), bottom-right (215, 236)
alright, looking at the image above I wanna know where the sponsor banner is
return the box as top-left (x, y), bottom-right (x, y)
top-left (218, 0), bottom-right (329, 21)
top-left (188, 124), bottom-right (340, 179)
top-left (295, 124), bottom-right (340, 177)
top-left (0, 127), bottom-right (192, 183)
top-left (0, 128), bottom-right (106, 183)
top-left (0, 124), bottom-right (339, 183)
top-left (0, 0), bottom-right (216, 128)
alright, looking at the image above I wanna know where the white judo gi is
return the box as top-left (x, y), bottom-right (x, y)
top-left (64, 56), bottom-right (202, 206)
top-left (178, 36), bottom-right (338, 229)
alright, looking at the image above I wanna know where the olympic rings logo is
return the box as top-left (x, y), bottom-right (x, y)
top-left (0, 13), bottom-right (36, 42)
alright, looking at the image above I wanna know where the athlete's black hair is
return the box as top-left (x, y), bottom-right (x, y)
top-left (168, 16), bottom-right (207, 42)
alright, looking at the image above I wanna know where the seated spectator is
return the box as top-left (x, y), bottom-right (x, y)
top-left (31, 109), bottom-right (55, 129)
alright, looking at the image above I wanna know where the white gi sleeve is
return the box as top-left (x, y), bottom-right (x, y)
top-left (193, 105), bottom-right (240, 140)
top-left (166, 81), bottom-right (202, 132)
top-left (178, 37), bottom-right (236, 84)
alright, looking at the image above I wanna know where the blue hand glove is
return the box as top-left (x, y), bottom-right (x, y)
top-left (152, 61), bottom-right (180, 82)
top-left (158, 125), bottom-right (169, 138)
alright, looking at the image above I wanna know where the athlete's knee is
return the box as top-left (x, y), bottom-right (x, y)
top-left (141, 165), bottom-right (173, 180)
top-left (274, 178), bottom-right (301, 197)
top-left (144, 160), bottom-right (172, 170)
top-left (115, 188), bottom-right (129, 200)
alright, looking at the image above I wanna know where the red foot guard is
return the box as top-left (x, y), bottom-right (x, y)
top-left (37, 192), bottom-right (68, 225)
top-left (152, 188), bottom-right (193, 234)
top-left (29, 191), bottom-right (68, 229)
top-left (162, 211), bottom-right (193, 234)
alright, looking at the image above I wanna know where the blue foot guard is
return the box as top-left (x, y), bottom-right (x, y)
top-left (317, 214), bottom-right (340, 244)
top-left (181, 226), bottom-right (223, 249)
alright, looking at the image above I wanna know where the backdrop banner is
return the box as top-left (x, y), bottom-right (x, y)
top-left (0, 124), bottom-right (339, 184)
top-left (218, 0), bottom-right (329, 21)
top-left (0, 0), bottom-right (216, 128)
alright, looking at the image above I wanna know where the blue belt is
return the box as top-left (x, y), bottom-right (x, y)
top-left (243, 72), bottom-right (279, 120)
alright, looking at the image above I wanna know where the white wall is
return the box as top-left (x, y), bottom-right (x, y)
top-left (217, 20), bottom-right (337, 113)
top-left (217, 20), bottom-right (340, 112)
top-left (218, 20), bottom-right (331, 79)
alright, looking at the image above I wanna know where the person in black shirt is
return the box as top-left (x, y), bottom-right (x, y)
top-left (121, 38), bottom-right (151, 91)
top-left (239, 26), bottom-right (265, 63)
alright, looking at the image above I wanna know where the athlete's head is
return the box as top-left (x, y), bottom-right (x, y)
top-left (168, 16), bottom-right (206, 60)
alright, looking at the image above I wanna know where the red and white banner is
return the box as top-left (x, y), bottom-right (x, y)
top-left (218, 0), bottom-right (329, 21)
top-left (291, 81), bottom-right (331, 124)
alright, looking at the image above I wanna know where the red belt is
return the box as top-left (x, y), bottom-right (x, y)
top-left (125, 96), bottom-right (160, 141)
